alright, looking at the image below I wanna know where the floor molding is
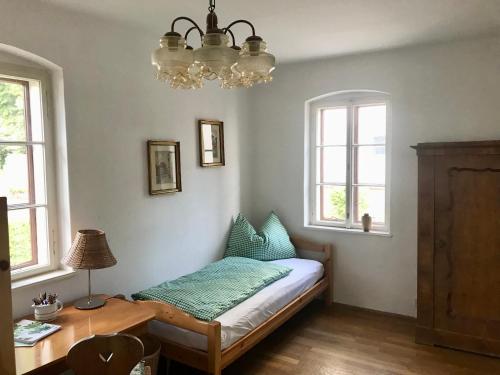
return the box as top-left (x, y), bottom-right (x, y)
top-left (333, 302), bottom-right (416, 322)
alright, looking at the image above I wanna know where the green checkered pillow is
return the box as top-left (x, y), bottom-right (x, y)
top-left (224, 212), bottom-right (296, 261)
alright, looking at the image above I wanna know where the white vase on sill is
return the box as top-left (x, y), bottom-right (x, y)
top-left (362, 213), bottom-right (372, 233)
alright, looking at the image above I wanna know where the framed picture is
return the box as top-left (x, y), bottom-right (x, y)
top-left (147, 140), bottom-right (182, 195)
top-left (198, 119), bottom-right (225, 167)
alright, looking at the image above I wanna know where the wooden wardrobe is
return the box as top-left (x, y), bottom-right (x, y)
top-left (413, 141), bottom-right (500, 357)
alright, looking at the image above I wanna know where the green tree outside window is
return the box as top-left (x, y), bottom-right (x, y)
top-left (0, 81), bottom-right (31, 266)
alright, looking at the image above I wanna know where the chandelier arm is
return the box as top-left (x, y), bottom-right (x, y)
top-left (224, 19), bottom-right (256, 37)
top-left (171, 16), bottom-right (205, 36)
top-left (225, 28), bottom-right (237, 47)
top-left (184, 26), bottom-right (204, 43)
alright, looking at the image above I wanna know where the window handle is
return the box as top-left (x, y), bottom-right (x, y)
top-left (0, 259), bottom-right (10, 271)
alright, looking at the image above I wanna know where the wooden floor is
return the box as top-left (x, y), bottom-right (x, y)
top-left (168, 301), bottom-right (500, 375)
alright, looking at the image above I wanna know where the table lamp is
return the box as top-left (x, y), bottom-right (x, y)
top-left (63, 229), bottom-right (117, 310)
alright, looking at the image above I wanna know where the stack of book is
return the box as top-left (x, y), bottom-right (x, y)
top-left (14, 320), bottom-right (61, 347)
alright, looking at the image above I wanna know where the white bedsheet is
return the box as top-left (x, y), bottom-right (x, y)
top-left (148, 257), bottom-right (324, 351)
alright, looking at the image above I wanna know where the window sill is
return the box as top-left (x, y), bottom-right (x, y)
top-left (305, 224), bottom-right (392, 237)
top-left (11, 268), bottom-right (76, 290)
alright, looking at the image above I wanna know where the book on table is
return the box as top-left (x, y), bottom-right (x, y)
top-left (14, 320), bottom-right (61, 346)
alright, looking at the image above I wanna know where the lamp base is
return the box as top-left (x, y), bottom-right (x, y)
top-left (74, 296), bottom-right (106, 310)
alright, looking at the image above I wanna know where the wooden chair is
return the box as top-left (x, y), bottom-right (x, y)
top-left (67, 333), bottom-right (151, 375)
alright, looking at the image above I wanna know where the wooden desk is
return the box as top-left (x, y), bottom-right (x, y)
top-left (15, 296), bottom-right (155, 375)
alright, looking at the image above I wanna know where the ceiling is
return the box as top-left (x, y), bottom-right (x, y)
top-left (43, 0), bottom-right (500, 62)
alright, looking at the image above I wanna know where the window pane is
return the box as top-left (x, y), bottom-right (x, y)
top-left (353, 186), bottom-right (385, 224)
top-left (35, 206), bottom-right (49, 266)
top-left (317, 185), bottom-right (346, 222)
top-left (0, 144), bottom-right (45, 206)
top-left (354, 146), bottom-right (385, 185)
top-left (0, 145), bottom-right (30, 205)
top-left (356, 104), bottom-right (386, 144)
top-left (319, 108), bottom-right (347, 146)
top-left (29, 80), bottom-right (44, 142)
top-left (317, 146), bottom-right (346, 184)
top-left (8, 208), bottom-right (36, 268)
top-left (0, 80), bottom-right (26, 142)
top-left (32, 144), bottom-right (47, 204)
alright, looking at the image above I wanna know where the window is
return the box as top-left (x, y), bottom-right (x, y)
top-left (0, 72), bottom-right (55, 278)
top-left (308, 93), bottom-right (390, 232)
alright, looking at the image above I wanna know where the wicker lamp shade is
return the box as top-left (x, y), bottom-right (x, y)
top-left (63, 229), bottom-right (117, 270)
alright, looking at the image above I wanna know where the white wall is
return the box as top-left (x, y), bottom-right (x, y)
top-left (0, 0), bottom-right (248, 317)
top-left (3, 0), bottom-right (500, 320)
top-left (245, 35), bottom-right (500, 317)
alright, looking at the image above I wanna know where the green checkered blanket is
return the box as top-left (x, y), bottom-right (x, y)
top-left (131, 257), bottom-right (292, 321)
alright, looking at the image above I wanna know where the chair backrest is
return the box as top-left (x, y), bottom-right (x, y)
top-left (67, 333), bottom-right (144, 375)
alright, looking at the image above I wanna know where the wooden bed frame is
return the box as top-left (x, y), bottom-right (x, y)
top-left (135, 235), bottom-right (333, 375)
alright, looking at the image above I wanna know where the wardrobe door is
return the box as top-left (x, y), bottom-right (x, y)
top-left (0, 197), bottom-right (16, 374)
top-left (434, 155), bottom-right (500, 355)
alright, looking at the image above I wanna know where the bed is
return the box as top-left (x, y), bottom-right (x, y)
top-left (134, 236), bottom-right (333, 375)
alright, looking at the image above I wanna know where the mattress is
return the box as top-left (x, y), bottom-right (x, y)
top-left (148, 257), bottom-right (324, 351)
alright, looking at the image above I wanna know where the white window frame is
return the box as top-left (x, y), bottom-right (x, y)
top-left (0, 63), bottom-right (60, 280)
top-left (306, 91), bottom-right (391, 234)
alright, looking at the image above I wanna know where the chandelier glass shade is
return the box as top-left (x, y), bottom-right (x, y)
top-left (152, 0), bottom-right (276, 89)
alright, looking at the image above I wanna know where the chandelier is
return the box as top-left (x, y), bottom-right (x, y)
top-left (152, 0), bottom-right (276, 89)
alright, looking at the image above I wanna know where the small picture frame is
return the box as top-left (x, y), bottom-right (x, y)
top-left (198, 119), bottom-right (225, 167)
top-left (147, 140), bottom-right (182, 195)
